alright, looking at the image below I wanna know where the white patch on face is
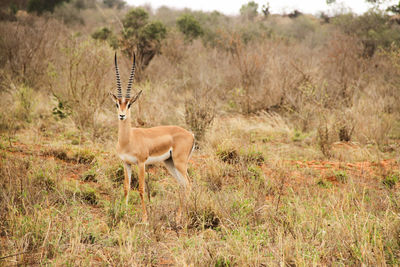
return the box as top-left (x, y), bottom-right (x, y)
top-left (116, 99), bottom-right (130, 121)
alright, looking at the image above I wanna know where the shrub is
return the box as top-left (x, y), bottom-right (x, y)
top-left (334, 170), bottom-right (348, 183)
top-left (188, 207), bottom-right (220, 230)
top-left (177, 14), bottom-right (203, 42)
top-left (107, 163), bottom-right (138, 189)
top-left (121, 8), bottom-right (167, 77)
top-left (292, 129), bottom-right (307, 142)
top-left (0, 17), bottom-right (66, 91)
top-left (185, 98), bottom-right (215, 142)
top-left (92, 27), bottom-right (119, 49)
top-left (14, 85), bottom-right (34, 123)
top-left (49, 36), bottom-right (113, 137)
top-left (240, 1), bottom-right (258, 21)
top-left (103, 0), bottom-right (125, 9)
top-left (81, 169), bottom-right (97, 182)
top-left (80, 186), bottom-right (98, 205)
top-left (106, 198), bottom-right (126, 228)
top-left (33, 169), bottom-right (56, 191)
top-left (92, 26), bottom-right (112, 41)
top-left (73, 149), bottom-right (96, 164)
top-left (317, 178), bottom-right (332, 188)
top-left (317, 122), bottom-right (334, 158)
top-left (216, 147), bottom-right (240, 164)
top-left (52, 94), bottom-right (71, 120)
top-left (331, 11), bottom-right (400, 57)
top-left (382, 173), bottom-right (399, 189)
top-left (246, 164), bottom-right (263, 181)
top-left (27, 0), bottom-right (67, 15)
top-left (241, 149), bottom-right (264, 165)
top-left (218, 33), bottom-right (273, 114)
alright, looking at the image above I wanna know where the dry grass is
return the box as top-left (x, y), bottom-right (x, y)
top-left (1, 112), bottom-right (399, 265)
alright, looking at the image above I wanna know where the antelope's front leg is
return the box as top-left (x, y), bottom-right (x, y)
top-left (123, 163), bottom-right (132, 205)
top-left (138, 162), bottom-right (148, 222)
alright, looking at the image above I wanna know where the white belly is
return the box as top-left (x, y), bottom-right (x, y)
top-left (145, 149), bottom-right (171, 164)
top-left (119, 153), bottom-right (138, 164)
top-left (118, 149), bottom-right (171, 165)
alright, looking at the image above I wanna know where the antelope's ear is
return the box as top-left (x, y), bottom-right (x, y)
top-left (129, 90), bottom-right (142, 104)
top-left (109, 92), bottom-right (118, 102)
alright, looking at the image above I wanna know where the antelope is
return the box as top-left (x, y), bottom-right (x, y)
top-left (110, 53), bottom-right (195, 223)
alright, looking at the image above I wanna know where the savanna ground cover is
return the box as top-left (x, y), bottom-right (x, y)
top-left (1, 0), bottom-right (400, 265)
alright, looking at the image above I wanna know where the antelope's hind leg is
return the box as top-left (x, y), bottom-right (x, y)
top-left (164, 157), bottom-right (190, 223)
top-left (164, 157), bottom-right (189, 188)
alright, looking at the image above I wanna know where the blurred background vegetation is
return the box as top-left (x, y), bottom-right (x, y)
top-left (1, 0), bottom-right (400, 148)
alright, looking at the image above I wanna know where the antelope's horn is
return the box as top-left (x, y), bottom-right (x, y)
top-left (114, 52), bottom-right (122, 99)
top-left (126, 53), bottom-right (136, 99)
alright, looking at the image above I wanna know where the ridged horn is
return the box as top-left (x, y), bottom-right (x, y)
top-left (126, 53), bottom-right (136, 99)
top-left (114, 52), bottom-right (122, 99)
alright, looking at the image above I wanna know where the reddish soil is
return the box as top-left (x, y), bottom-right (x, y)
top-left (291, 158), bottom-right (398, 181)
top-left (3, 141), bottom-right (92, 182)
top-left (4, 141), bottom-right (399, 193)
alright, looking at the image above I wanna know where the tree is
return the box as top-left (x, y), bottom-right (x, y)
top-left (121, 8), bottom-right (167, 78)
top-left (387, 1), bottom-right (400, 14)
top-left (240, 1), bottom-right (258, 20)
top-left (177, 14), bottom-right (203, 42)
top-left (92, 27), bottom-right (112, 41)
top-left (103, 0), bottom-right (125, 9)
top-left (27, 0), bottom-right (69, 15)
top-left (123, 8), bottom-right (149, 30)
top-left (327, 0), bottom-right (387, 5)
top-left (331, 11), bottom-right (400, 57)
top-left (261, 3), bottom-right (270, 17)
top-left (91, 27), bottom-right (118, 49)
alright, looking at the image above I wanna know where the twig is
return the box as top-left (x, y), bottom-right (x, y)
top-left (95, 3), bottom-right (124, 32)
top-left (0, 251), bottom-right (31, 261)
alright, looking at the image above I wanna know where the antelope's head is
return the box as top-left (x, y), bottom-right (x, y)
top-left (110, 53), bottom-right (142, 121)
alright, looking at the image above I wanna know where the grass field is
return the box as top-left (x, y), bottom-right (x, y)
top-left (1, 113), bottom-right (399, 266)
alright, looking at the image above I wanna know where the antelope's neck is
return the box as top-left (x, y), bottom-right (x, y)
top-left (118, 118), bottom-right (131, 147)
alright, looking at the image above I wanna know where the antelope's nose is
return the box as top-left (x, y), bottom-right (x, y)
top-left (119, 115), bottom-right (125, 120)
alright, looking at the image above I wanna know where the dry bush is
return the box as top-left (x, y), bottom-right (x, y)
top-left (14, 85), bottom-right (34, 123)
top-left (161, 31), bottom-right (186, 64)
top-left (317, 121), bottom-right (334, 158)
top-left (48, 36), bottom-right (114, 138)
top-left (331, 110), bottom-right (356, 144)
top-left (351, 95), bottom-right (395, 146)
top-left (218, 32), bottom-right (272, 114)
top-left (144, 40), bottom-right (223, 127)
top-left (323, 32), bottom-right (367, 107)
top-left (377, 43), bottom-right (400, 115)
top-left (0, 15), bottom-right (66, 91)
top-left (283, 61), bottom-right (324, 131)
top-left (184, 89), bottom-right (215, 142)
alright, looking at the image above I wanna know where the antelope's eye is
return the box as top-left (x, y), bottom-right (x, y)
top-left (128, 103), bottom-right (131, 109)
top-left (115, 103), bottom-right (119, 108)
